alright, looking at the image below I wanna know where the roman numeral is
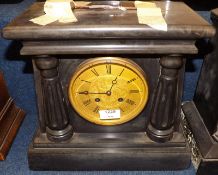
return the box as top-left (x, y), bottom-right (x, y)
top-left (93, 106), bottom-right (100, 113)
top-left (106, 64), bottom-right (111, 74)
top-left (126, 99), bottom-right (135, 105)
top-left (83, 99), bottom-right (91, 106)
top-left (129, 90), bottom-right (140, 93)
top-left (91, 68), bottom-right (99, 76)
top-left (127, 78), bottom-right (136, 84)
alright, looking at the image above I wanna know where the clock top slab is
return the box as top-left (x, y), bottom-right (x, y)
top-left (2, 1), bottom-right (215, 40)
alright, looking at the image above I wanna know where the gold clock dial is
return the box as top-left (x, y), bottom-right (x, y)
top-left (68, 57), bottom-right (149, 125)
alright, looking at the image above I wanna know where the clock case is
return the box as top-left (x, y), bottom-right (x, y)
top-left (182, 8), bottom-right (218, 175)
top-left (26, 2), bottom-right (193, 170)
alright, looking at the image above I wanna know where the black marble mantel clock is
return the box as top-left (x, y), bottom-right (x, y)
top-left (2, 1), bottom-right (215, 171)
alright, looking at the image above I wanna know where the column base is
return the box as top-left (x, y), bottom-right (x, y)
top-left (147, 123), bottom-right (174, 143)
top-left (46, 125), bottom-right (73, 142)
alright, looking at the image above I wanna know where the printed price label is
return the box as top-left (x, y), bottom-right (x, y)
top-left (99, 109), bottom-right (120, 120)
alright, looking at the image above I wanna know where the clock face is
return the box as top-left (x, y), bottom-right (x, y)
top-left (68, 57), bottom-right (149, 125)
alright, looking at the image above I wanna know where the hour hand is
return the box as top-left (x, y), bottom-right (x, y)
top-left (77, 91), bottom-right (107, 95)
top-left (78, 91), bottom-right (89, 95)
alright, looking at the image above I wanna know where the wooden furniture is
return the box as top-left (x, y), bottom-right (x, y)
top-left (182, 8), bottom-right (218, 175)
top-left (0, 72), bottom-right (25, 160)
top-left (2, 1), bottom-right (215, 170)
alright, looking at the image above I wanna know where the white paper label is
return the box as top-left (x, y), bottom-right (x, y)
top-left (99, 109), bottom-right (120, 120)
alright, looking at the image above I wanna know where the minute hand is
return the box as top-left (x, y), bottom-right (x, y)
top-left (109, 77), bottom-right (118, 92)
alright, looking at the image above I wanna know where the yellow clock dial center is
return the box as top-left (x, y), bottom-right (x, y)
top-left (68, 57), bottom-right (149, 125)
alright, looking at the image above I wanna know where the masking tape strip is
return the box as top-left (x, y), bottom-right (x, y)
top-left (135, 1), bottom-right (167, 31)
top-left (30, 0), bottom-right (91, 25)
top-left (30, 14), bottom-right (57, 26)
top-left (135, 1), bottom-right (157, 8)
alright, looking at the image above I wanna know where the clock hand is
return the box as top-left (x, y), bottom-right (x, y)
top-left (78, 77), bottom-right (118, 96)
top-left (78, 91), bottom-right (107, 95)
top-left (107, 76), bottom-right (118, 93)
